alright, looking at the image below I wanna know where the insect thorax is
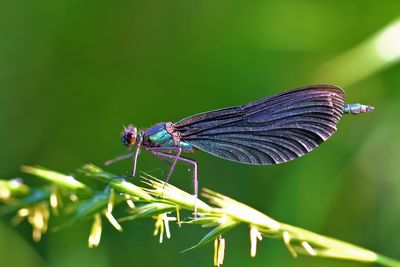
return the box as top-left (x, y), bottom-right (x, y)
top-left (143, 122), bottom-right (193, 151)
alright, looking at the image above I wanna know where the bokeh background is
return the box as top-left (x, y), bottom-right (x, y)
top-left (1, 1), bottom-right (400, 267)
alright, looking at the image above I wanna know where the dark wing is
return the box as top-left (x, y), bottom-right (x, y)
top-left (174, 85), bottom-right (345, 165)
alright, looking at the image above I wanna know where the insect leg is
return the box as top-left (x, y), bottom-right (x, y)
top-left (104, 153), bottom-right (135, 166)
top-left (147, 147), bottom-right (182, 184)
top-left (148, 150), bottom-right (198, 199)
top-left (131, 146), bottom-right (141, 177)
top-left (110, 147), bottom-right (141, 179)
top-left (166, 148), bottom-right (182, 184)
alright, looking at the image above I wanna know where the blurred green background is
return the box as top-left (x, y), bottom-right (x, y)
top-left (1, 1), bottom-right (400, 267)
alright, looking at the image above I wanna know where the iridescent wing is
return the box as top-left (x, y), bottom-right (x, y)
top-left (174, 85), bottom-right (345, 165)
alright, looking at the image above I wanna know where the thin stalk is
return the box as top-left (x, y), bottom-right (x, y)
top-left (0, 165), bottom-right (398, 267)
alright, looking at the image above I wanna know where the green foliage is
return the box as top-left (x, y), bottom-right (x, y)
top-left (1, 165), bottom-right (399, 266)
top-left (2, 2), bottom-right (400, 267)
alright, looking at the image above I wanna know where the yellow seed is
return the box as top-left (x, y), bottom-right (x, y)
top-left (213, 236), bottom-right (225, 266)
top-left (88, 213), bottom-right (102, 248)
top-left (163, 215), bottom-right (171, 239)
top-left (176, 207), bottom-right (181, 227)
top-left (33, 206), bottom-right (44, 229)
top-left (250, 226), bottom-right (263, 257)
top-left (50, 191), bottom-right (58, 209)
top-left (283, 231), bottom-right (298, 258)
top-left (0, 188), bottom-right (10, 199)
top-left (69, 194), bottom-right (78, 202)
top-left (218, 237), bottom-right (225, 265)
top-left (18, 208), bottom-right (30, 217)
top-left (107, 189), bottom-right (115, 213)
top-left (32, 228), bottom-right (42, 242)
top-left (104, 210), bottom-right (123, 232)
top-left (214, 238), bottom-right (219, 266)
top-left (126, 199), bottom-right (135, 209)
top-left (301, 241), bottom-right (316, 256)
top-left (153, 215), bottom-right (164, 243)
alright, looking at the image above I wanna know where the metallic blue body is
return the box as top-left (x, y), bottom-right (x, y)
top-left (143, 123), bottom-right (193, 151)
top-left (343, 103), bottom-right (374, 114)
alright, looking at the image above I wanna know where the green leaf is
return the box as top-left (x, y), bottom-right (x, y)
top-left (79, 164), bottom-right (153, 201)
top-left (0, 188), bottom-right (51, 214)
top-left (119, 203), bottom-right (176, 222)
top-left (21, 166), bottom-right (90, 193)
top-left (0, 179), bottom-right (30, 198)
top-left (72, 191), bottom-right (122, 221)
top-left (182, 219), bottom-right (239, 252)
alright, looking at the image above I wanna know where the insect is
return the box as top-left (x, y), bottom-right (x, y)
top-left (106, 85), bottom-right (373, 198)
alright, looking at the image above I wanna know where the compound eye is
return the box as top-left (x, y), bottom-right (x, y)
top-left (122, 132), bottom-right (135, 146)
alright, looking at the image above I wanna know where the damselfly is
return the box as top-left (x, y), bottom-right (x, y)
top-left (107, 85), bottom-right (373, 198)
